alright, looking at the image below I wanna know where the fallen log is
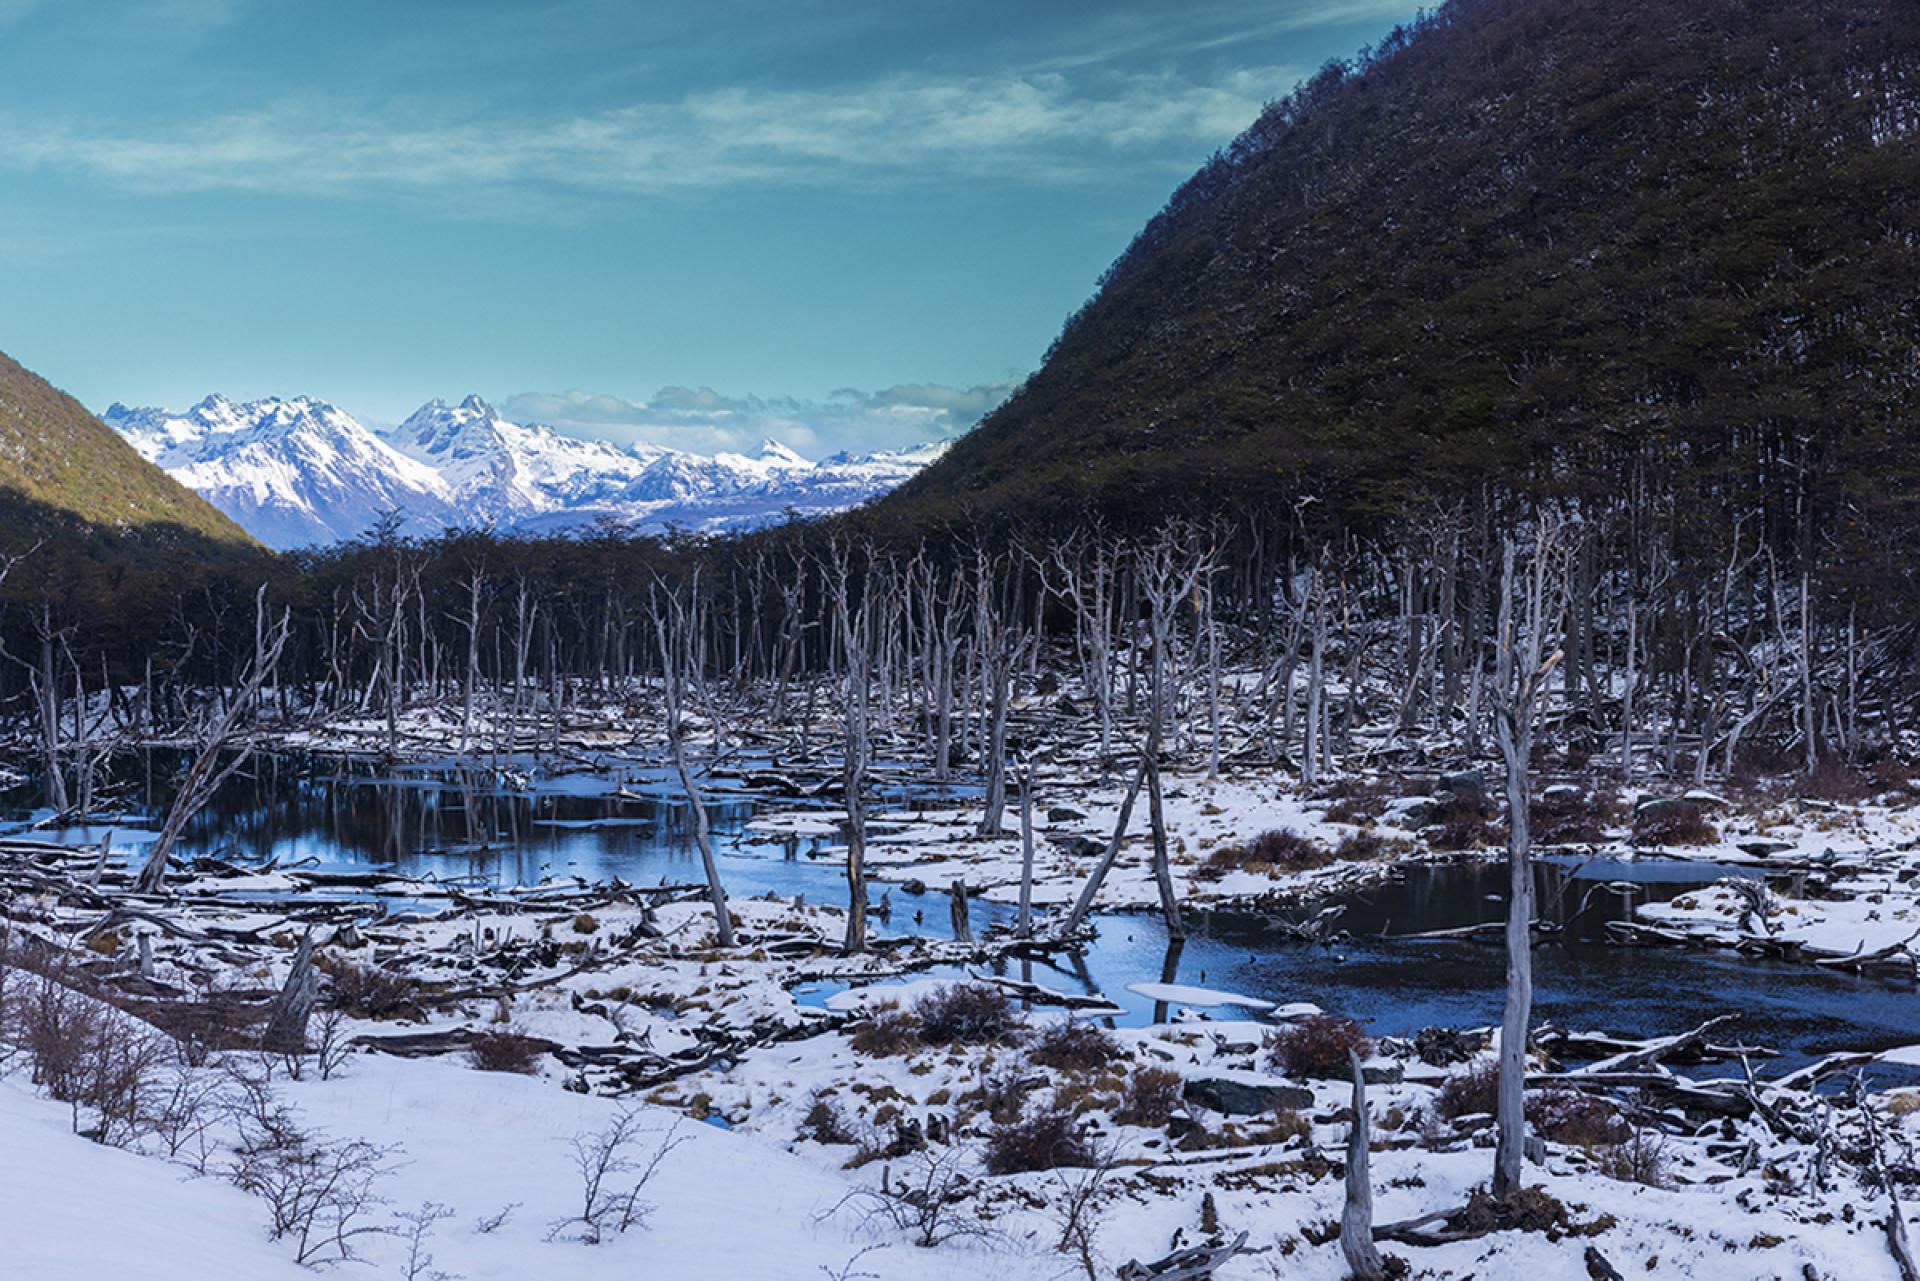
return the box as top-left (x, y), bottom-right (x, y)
top-left (1574, 1015), bottom-right (1737, 1075)
top-left (1117, 1231), bottom-right (1249, 1280)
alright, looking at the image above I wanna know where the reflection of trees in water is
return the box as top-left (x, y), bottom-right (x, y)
top-left (78, 750), bottom-right (755, 876)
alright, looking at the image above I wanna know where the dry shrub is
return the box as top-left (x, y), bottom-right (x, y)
top-left (1631, 802), bottom-right (1718, 848)
top-left (1196, 829), bottom-right (1328, 880)
top-left (1729, 739), bottom-right (1797, 786)
top-left (848, 1003), bottom-right (920, 1057)
top-left (317, 956), bottom-right (422, 1021)
top-left (1596, 1128), bottom-right (1671, 1187)
top-left (1029, 1021), bottom-right (1120, 1073)
top-left (1258, 1107), bottom-right (1313, 1145)
top-left (1333, 829), bottom-right (1410, 862)
top-left (801, 1094), bottom-right (856, 1145)
top-left (1451, 1185), bottom-right (1584, 1236)
top-left (1435, 1061), bottom-right (1499, 1119)
top-left (1531, 1091), bottom-right (1629, 1146)
top-left (1530, 791), bottom-right (1621, 845)
top-left (1318, 777), bottom-right (1394, 825)
top-left (468, 1030), bottom-right (544, 1074)
top-left (1435, 1067), bottom-right (1627, 1146)
top-left (17, 972), bottom-right (170, 1145)
top-left (984, 1104), bottom-right (1094, 1175)
top-left (227, 1105), bottom-right (398, 1266)
top-left (1798, 757), bottom-right (1917, 803)
top-left (1424, 784), bottom-right (1503, 850)
top-left (1268, 1014), bottom-right (1372, 1079)
top-left (1112, 1066), bottom-right (1183, 1127)
top-left (968, 1068), bottom-right (1038, 1124)
top-left (914, 983), bottom-right (1019, 1046)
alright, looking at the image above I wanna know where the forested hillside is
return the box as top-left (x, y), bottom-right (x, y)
top-left (0, 351), bottom-right (256, 557)
top-left (887, 0), bottom-right (1920, 587)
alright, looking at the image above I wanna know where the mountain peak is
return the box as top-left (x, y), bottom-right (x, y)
top-left (757, 438), bottom-right (808, 465)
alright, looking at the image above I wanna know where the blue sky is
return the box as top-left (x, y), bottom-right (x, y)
top-left (0, 0), bottom-right (1421, 454)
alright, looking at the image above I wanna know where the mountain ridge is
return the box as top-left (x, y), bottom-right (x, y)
top-left (105, 393), bottom-right (950, 548)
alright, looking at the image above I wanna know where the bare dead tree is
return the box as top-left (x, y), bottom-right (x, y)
top-left (1016, 755), bottom-right (1036, 938)
top-left (1489, 529), bottom-right (1564, 1200)
top-left (651, 579), bottom-right (735, 949)
top-left (830, 541), bottom-right (873, 953)
top-left (135, 589), bottom-right (291, 895)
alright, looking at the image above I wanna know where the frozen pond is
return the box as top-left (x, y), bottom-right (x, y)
top-left (10, 753), bottom-right (1916, 1074)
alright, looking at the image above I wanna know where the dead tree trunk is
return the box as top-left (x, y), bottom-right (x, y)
top-left (1017, 757), bottom-right (1036, 939)
top-left (1145, 752), bottom-right (1183, 940)
top-left (653, 583), bottom-right (735, 950)
top-left (262, 930), bottom-right (317, 1054)
top-left (136, 593), bottom-right (290, 895)
top-left (1064, 755), bottom-right (1151, 933)
top-left (1342, 1049), bottom-right (1386, 1281)
top-left (948, 879), bottom-right (973, 943)
top-left (1490, 532), bottom-right (1563, 1201)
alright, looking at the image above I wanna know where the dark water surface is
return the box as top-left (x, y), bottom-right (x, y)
top-left (8, 753), bottom-right (1914, 1073)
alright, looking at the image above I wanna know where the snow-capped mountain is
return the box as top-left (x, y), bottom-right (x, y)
top-left (103, 396), bottom-right (454, 549)
top-left (101, 394), bottom-right (948, 549)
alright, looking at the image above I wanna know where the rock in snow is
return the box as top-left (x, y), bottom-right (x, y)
top-left (103, 394), bottom-right (949, 549)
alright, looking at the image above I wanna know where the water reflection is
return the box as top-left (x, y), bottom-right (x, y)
top-left (5, 752), bottom-right (1914, 1072)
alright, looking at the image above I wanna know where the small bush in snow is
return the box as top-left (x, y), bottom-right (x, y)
top-left (317, 956), bottom-right (422, 1021)
top-left (547, 1109), bottom-right (685, 1244)
top-left (1112, 1066), bottom-right (1183, 1127)
top-left (913, 984), bottom-right (1019, 1047)
top-left (1631, 801), bottom-right (1718, 848)
top-left (1332, 829), bottom-right (1410, 862)
top-left (1596, 1128), bottom-right (1671, 1187)
top-left (967, 1068), bottom-right (1038, 1124)
top-left (1531, 1091), bottom-right (1630, 1147)
top-left (1435, 1061), bottom-right (1500, 1119)
top-left (848, 1003), bottom-right (920, 1057)
top-left (801, 1093), bottom-right (857, 1145)
top-left (1028, 1021), bottom-right (1120, 1073)
top-left (467, 1030), bottom-right (544, 1075)
top-left (984, 1104), bottom-right (1094, 1175)
top-left (1268, 1014), bottom-right (1373, 1079)
top-left (837, 1149), bottom-right (985, 1248)
top-left (226, 1100), bottom-right (398, 1266)
top-left (1530, 790), bottom-right (1621, 845)
top-left (1195, 829), bottom-right (1327, 880)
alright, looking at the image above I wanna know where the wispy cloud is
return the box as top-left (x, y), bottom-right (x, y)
top-left (499, 381), bottom-right (1014, 456)
top-left (0, 64), bottom-right (1298, 199)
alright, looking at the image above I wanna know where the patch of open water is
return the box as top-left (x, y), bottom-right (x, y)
top-left (8, 753), bottom-right (1914, 1074)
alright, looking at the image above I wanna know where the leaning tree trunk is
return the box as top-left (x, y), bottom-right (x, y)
top-left (1063, 754), bottom-right (1151, 934)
